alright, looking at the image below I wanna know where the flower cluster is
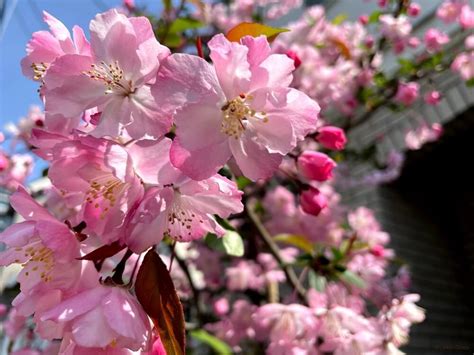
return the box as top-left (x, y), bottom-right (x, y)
top-left (3, 0), bottom-right (462, 353)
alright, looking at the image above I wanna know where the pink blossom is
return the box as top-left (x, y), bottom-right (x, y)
top-left (424, 90), bottom-right (442, 105)
top-left (43, 9), bottom-right (172, 139)
top-left (380, 15), bottom-right (412, 42)
top-left (41, 286), bottom-right (152, 351)
top-left (437, 0), bottom-right (465, 23)
top-left (405, 123), bottom-right (443, 150)
top-left (285, 50), bottom-right (302, 69)
top-left (359, 15), bottom-right (369, 25)
top-left (382, 294), bottom-right (425, 347)
top-left (0, 154), bottom-right (34, 191)
top-left (300, 187), bottom-right (328, 216)
top-left (226, 260), bottom-right (264, 291)
top-left (207, 300), bottom-right (257, 347)
top-left (21, 12), bottom-right (91, 81)
top-left (0, 187), bottom-right (81, 293)
top-left (48, 135), bottom-right (145, 244)
top-left (297, 151), bottom-right (336, 182)
top-left (316, 126), bottom-right (347, 150)
top-left (460, 5), bottom-right (474, 29)
top-left (213, 298), bottom-right (230, 316)
top-left (424, 28), bottom-right (449, 52)
top-left (407, 3), bottom-right (421, 17)
top-left (465, 35), bottom-right (474, 50)
top-left (452, 51), bottom-right (474, 80)
top-left (125, 139), bottom-right (243, 252)
top-left (253, 303), bottom-right (319, 354)
top-left (394, 81), bottom-right (419, 106)
top-left (153, 34), bottom-right (319, 181)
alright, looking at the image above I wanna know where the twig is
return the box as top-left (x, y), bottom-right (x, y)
top-left (245, 202), bottom-right (308, 305)
top-left (171, 247), bottom-right (205, 324)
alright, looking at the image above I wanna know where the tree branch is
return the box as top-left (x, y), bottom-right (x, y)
top-left (245, 202), bottom-right (308, 305)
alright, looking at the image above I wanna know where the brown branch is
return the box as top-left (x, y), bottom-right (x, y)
top-left (245, 202), bottom-right (308, 305)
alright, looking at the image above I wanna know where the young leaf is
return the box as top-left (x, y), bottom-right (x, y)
top-left (190, 329), bottom-right (232, 355)
top-left (273, 234), bottom-right (314, 253)
top-left (169, 18), bottom-right (203, 33)
top-left (135, 250), bottom-right (186, 355)
top-left (205, 231), bottom-right (244, 256)
top-left (226, 22), bottom-right (289, 43)
top-left (79, 241), bottom-right (125, 261)
top-left (308, 270), bottom-right (327, 292)
top-left (222, 230), bottom-right (244, 257)
top-left (332, 14), bottom-right (348, 25)
top-left (339, 270), bottom-right (366, 289)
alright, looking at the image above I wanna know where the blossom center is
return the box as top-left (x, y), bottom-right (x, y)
top-left (86, 174), bottom-right (129, 219)
top-left (166, 193), bottom-right (204, 240)
top-left (31, 62), bottom-right (49, 81)
top-left (84, 61), bottom-right (134, 96)
top-left (15, 242), bottom-right (54, 282)
top-left (221, 94), bottom-right (268, 139)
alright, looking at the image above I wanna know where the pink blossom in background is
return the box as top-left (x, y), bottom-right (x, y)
top-left (460, 5), bottom-right (474, 29)
top-left (465, 35), bottom-right (474, 49)
top-left (424, 28), bottom-right (449, 52)
top-left (405, 123), bottom-right (443, 150)
top-left (154, 34), bottom-right (319, 181)
top-left (424, 90), bottom-right (442, 105)
top-left (407, 3), bottom-right (421, 17)
top-left (394, 81), bottom-right (419, 106)
top-left (253, 303), bottom-right (319, 354)
top-left (452, 51), bottom-right (474, 80)
top-left (380, 14), bottom-right (412, 42)
top-left (437, 0), bottom-right (465, 23)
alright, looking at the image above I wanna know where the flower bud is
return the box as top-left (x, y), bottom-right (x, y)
top-left (297, 151), bottom-right (336, 182)
top-left (316, 126), bottom-right (347, 151)
top-left (359, 15), bottom-right (369, 25)
top-left (407, 3), bottom-right (421, 17)
top-left (395, 82), bottom-right (419, 106)
top-left (424, 91), bottom-right (441, 105)
top-left (285, 50), bottom-right (302, 69)
top-left (300, 187), bottom-right (327, 216)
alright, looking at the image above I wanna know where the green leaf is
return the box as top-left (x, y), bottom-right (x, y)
top-left (236, 176), bottom-right (252, 190)
top-left (308, 270), bottom-right (327, 292)
top-left (222, 230), bottom-right (244, 256)
top-left (135, 250), bottom-right (186, 355)
top-left (273, 234), bottom-right (314, 253)
top-left (226, 22), bottom-right (289, 42)
top-left (339, 270), bottom-right (366, 289)
top-left (398, 58), bottom-right (416, 75)
top-left (169, 18), bottom-right (203, 33)
top-left (373, 72), bottom-right (388, 87)
top-left (191, 329), bottom-right (232, 355)
top-left (163, 33), bottom-right (182, 48)
top-left (368, 10), bottom-right (382, 23)
top-left (466, 78), bottom-right (474, 87)
top-left (331, 247), bottom-right (344, 262)
top-left (205, 231), bottom-right (245, 257)
top-left (215, 216), bottom-right (236, 231)
top-left (332, 13), bottom-right (348, 25)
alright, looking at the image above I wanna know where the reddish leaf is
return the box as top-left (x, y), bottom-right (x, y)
top-left (226, 22), bottom-right (289, 43)
top-left (79, 241), bottom-right (125, 261)
top-left (135, 250), bottom-right (185, 355)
